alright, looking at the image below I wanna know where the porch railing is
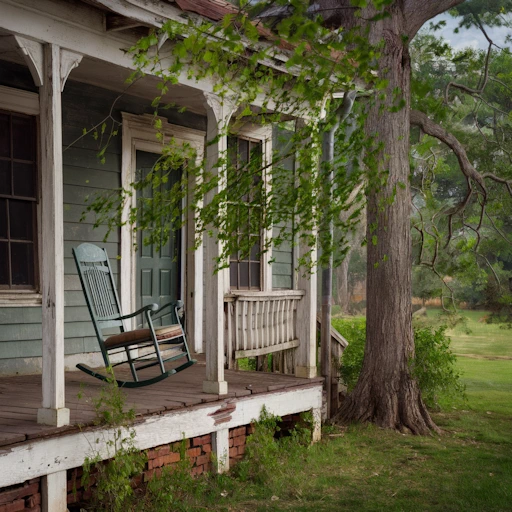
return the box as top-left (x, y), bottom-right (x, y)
top-left (224, 290), bottom-right (305, 368)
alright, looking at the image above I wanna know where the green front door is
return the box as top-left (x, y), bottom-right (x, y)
top-left (136, 151), bottom-right (181, 327)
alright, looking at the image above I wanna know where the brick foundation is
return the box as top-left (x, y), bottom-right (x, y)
top-left (0, 414), bottom-right (304, 511)
top-left (0, 479), bottom-right (41, 512)
top-left (66, 433), bottom-right (214, 508)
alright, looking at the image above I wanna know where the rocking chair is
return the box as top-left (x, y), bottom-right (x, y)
top-left (72, 243), bottom-right (196, 387)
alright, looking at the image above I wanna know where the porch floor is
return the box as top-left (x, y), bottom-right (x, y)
top-left (0, 361), bottom-right (323, 448)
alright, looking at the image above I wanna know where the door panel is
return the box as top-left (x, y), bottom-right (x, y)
top-left (136, 151), bottom-right (181, 327)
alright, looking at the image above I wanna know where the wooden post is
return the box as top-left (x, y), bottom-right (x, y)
top-left (37, 43), bottom-right (81, 427)
top-left (41, 471), bottom-right (67, 512)
top-left (295, 246), bottom-right (318, 378)
top-left (212, 428), bottom-right (230, 473)
top-left (202, 92), bottom-right (236, 395)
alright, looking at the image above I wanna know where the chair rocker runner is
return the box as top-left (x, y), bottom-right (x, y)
top-left (73, 243), bottom-right (196, 387)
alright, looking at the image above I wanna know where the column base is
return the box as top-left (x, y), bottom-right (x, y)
top-left (295, 365), bottom-right (317, 379)
top-left (203, 380), bottom-right (228, 395)
top-left (37, 407), bottom-right (70, 427)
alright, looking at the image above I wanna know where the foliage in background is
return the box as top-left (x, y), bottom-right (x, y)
top-left (333, 318), bottom-right (466, 408)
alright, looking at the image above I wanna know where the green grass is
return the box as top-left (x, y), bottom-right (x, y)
top-left (131, 309), bottom-right (512, 511)
top-left (426, 308), bottom-right (512, 358)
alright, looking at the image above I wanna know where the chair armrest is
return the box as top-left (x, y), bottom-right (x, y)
top-left (116, 303), bottom-right (159, 321)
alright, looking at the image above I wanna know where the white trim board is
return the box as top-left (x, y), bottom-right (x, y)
top-left (0, 383), bottom-right (322, 488)
top-left (120, 113), bottom-right (205, 353)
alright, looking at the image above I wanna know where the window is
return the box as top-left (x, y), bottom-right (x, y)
top-left (228, 136), bottom-right (263, 290)
top-left (0, 110), bottom-right (38, 290)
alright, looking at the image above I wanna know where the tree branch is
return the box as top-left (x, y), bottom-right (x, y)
top-left (404, 0), bottom-right (465, 40)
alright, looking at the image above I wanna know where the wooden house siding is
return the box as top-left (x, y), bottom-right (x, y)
top-left (0, 61), bottom-right (206, 364)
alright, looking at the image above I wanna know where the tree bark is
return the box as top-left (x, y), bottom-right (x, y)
top-left (336, 1), bottom-right (440, 434)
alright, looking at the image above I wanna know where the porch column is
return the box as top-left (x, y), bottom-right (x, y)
top-left (295, 245), bottom-right (318, 378)
top-left (202, 92), bottom-right (236, 395)
top-left (41, 471), bottom-right (67, 512)
top-left (37, 43), bottom-right (82, 426)
top-left (295, 118), bottom-right (318, 379)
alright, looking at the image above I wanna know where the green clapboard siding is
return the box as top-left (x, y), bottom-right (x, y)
top-left (0, 73), bottom-right (207, 361)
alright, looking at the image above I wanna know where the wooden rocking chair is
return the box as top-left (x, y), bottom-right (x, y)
top-left (72, 243), bottom-right (196, 387)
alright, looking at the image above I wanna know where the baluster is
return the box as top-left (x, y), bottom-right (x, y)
top-left (254, 300), bottom-right (260, 350)
top-left (285, 299), bottom-right (290, 342)
top-left (234, 299), bottom-right (240, 353)
top-left (227, 301), bottom-right (233, 369)
top-left (242, 300), bottom-right (248, 351)
top-left (248, 301), bottom-right (253, 351)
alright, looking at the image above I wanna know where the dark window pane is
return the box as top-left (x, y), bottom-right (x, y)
top-left (13, 162), bottom-right (36, 198)
top-left (0, 114), bottom-right (9, 158)
top-left (230, 261), bottom-right (238, 288)
top-left (239, 139), bottom-right (249, 165)
top-left (0, 199), bottom-right (7, 239)
top-left (250, 262), bottom-right (260, 289)
top-left (0, 242), bottom-right (8, 284)
top-left (250, 242), bottom-right (260, 261)
top-left (239, 261), bottom-right (249, 288)
top-left (12, 115), bottom-right (35, 160)
top-left (0, 160), bottom-right (10, 195)
top-left (11, 242), bottom-right (34, 285)
top-left (9, 200), bottom-right (34, 240)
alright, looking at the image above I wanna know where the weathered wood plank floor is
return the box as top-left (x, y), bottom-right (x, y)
top-left (0, 362), bottom-right (322, 448)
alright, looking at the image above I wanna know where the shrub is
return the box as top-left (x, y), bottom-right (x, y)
top-left (335, 318), bottom-right (465, 409)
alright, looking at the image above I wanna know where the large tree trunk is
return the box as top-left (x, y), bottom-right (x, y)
top-left (336, 2), bottom-right (438, 434)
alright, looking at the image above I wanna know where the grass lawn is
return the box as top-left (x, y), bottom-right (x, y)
top-left (191, 311), bottom-right (512, 512)
top-left (425, 309), bottom-right (512, 359)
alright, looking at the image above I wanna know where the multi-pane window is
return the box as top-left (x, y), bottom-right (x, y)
top-left (0, 110), bottom-right (38, 290)
top-left (228, 136), bottom-right (263, 290)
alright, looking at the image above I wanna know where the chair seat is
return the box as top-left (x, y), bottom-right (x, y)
top-left (105, 324), bottom-right (183, 349)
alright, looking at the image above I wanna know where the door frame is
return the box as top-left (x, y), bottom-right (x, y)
top-left (120, 113), bottom-right (205, 338)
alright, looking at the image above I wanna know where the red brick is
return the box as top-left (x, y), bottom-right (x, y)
top-left (195, 454), bottom-right (210, 466)
top-left (229, 438), bottom-right (234, 448)
top-left (23, 506), bottom-right (41, 512)
top-left (25, 494), bottom-right (41, 508)
top-left (186, 447), bottom-right (201, 458)
top-left (233, 427), bottom-right (246, 437)
top-left (0, 499), bottom-right (25, 512)
top-left (237, 445), bottom-right (246, 456)
top-left (148, 445), bottom-right (171, 459)
top-left (229, 447), bottom-right (238, 458)
top-left (149, 456), bottom-right (164, 470)
top-left (229, 429), bottom-right (234, 438)
top-left (247, 424), bottom-right (256, 435)
top-left (162, 452), bottom-right (181, 465)
top-left (0, 483), bottom-right (39, 506)
top-left (233, 435), bottom-right (246, 447)
top-left (191, 465), bottom-right (204, 476)
top-left (203, 443), bottom-right (212, 453)
top-left (172, 439), bottom-right (190, 451)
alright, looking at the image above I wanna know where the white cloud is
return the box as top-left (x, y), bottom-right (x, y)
top-left (429, 13), bottom-right (510, 51)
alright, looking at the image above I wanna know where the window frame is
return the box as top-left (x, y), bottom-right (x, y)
top-left (227, 124), bottom-right (273, 293)
top-left (0, 86), bottom-right (41, 306)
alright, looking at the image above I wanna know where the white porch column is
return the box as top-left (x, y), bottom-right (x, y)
top-left (295, 245), bottom-right (318, 378)
top-left (37, 43), bottom-right (81, 427)
top-left (41, 471), bottom-right (67, 512)
top-left (212, 428), bottom-right (230, 473)
top-left (202, 92), bottom-right (236, 395)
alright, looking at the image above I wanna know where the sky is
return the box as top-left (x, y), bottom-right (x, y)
top-left (432, 12), bottom-right (510, 51)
